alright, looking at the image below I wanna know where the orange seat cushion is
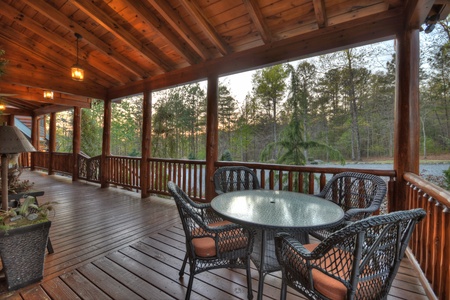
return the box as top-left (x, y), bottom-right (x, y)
top-left (191, 220), bottom-right (245, 258)
top-left (302, 243), bottom-right (348, 300)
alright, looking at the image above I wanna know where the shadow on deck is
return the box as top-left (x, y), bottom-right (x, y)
top-left (0, 171), bottom-right (428, 299)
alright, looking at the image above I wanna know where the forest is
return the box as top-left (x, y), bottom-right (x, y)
top-left (54, 18), bottom-right (450, 166)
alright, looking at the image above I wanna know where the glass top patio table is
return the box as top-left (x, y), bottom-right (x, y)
top-left (211, 189), bottom-right (345, 300)
top-left (211, 189), bottom-right (344, 231)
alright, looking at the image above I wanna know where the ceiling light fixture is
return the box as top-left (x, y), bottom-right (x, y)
top-left (43, 90), bottom-right (53, 100)
top-left (71, 33), bottom-right (84, 81)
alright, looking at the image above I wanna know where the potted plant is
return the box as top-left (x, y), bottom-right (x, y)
top-left (0, 196), bottom-right (55, 290)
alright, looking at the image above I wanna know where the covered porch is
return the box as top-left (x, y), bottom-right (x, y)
top-left (0, 0), bottom-right (449, 298)
top-left (1, 170), bottom-right (428, 299)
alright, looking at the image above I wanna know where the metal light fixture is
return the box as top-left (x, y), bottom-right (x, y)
top-left (71, 33), bottom-right (84, 81)
top-left (43, 90), bottom-right (53, 100)
top-left (0, 124), bottom-right (36, 210)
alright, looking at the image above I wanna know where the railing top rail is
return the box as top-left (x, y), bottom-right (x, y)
top-left (148, 157), bottom-right (206, 164)
top-left (404, 172), bottom-right (450, 208)
top-left (106, 155), bottom-right (141, 160)
top-left (216, 161), bottom-right (396, 177)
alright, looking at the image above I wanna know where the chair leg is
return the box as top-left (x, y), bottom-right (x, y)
top-left (246, 259), bottom-right (253, 300)
top-left (185, 267), bottom-right (195, 300)
top-left (179, 253), bottom-right (188, 278)
top-left (280, 280), bottom-right (287, 300)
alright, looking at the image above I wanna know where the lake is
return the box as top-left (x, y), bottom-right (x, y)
top-left (316, 162), bottom-right (450, 177)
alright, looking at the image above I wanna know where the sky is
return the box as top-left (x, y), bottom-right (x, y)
top-left (156, 27), bottom-right (443, 106)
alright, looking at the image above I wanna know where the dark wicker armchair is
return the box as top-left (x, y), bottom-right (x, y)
top-left (168, 181), bottom-right (255, 300)
top-left (311, 172), bottom-right (387, 240)
top-left (275, 208), bottom-right (426, 300)
top-left (213, 166), bottom-right (260, 194)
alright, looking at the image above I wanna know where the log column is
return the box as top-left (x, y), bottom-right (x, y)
top-left (48, 112), bottom-right (56, 175)
top-left (72, 106), bottom-right (81, 181)
top-left (30, 115), bottom-right (39, 170)
top-left (101, 98), bottom-right (111, 188)
top-left (141, 91), bottom-right (152, 198)
top-left (205, 74), bottom-right (219, 201)
top-left (394, 28), bottom-right (420, 212)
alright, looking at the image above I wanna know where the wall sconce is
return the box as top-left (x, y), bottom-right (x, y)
top-left (71, 33), bottom-right (84, 81)
top-left (43, 90), bottom-right (53, 100)
top-left (0, 104), bottom-right (5, 111)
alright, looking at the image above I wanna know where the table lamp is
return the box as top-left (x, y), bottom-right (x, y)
top-left (0, 124), bottom-right (36, 210)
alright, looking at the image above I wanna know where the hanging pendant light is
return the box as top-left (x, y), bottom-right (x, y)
top-left (71, 33), bottom-right (84, 81)
top-left (43, 90), bottom-right (53, 100)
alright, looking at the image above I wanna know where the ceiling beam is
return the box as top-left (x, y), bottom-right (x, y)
top-left (147, 0), bottom-right (212, 60)
top-left (180, 0), bottom-right (231, 56)
top-left (1, 40), bottom-right (114, 92)
top-left (0, 108), bottom-right (33, 116)
top-left (3, 66), bottom-right (107, 100)
top-left (243, 0), bottom-right (272, 44)
top-left (34, 104), bottom-right (73, 116)
top-left (22, 0), bottom-right (149, 79)
top-left (313, 0), bottom-right (327, 28)
top-left (0, 83), bottom-right (91, 108)
top-left (405, 0), bottom-right (436, 30)
top-left (125, 1), bottom-right (201, 65)
top-left (71, 0), bottom-right (174, 72)
top-left (109, 8), bottom-right (403, 99)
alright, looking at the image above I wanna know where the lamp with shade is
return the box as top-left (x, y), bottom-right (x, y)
top-left (0, 124), bottom-right (36, 210)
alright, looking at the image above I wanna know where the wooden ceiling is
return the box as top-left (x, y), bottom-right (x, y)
top-left (0, 0), bottom-right (448, 117)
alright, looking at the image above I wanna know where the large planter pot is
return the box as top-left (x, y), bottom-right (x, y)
top-left (0, 221), bottom-right (51, 290)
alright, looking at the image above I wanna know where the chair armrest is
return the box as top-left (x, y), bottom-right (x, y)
top-left (275, 233), bottom-right (315, 260)
top-left (344, 204), bottom-right (380, 221)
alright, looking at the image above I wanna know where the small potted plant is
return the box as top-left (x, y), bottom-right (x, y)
top-left (0, 196), bottom-right (55, 290)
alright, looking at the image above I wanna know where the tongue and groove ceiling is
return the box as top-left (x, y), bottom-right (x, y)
top-left (0, 0), bottom-right (448, 116)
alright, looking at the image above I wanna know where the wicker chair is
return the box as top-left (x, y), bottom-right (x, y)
top-left (275, 208), bottom-right (426, 300)
top-left (213, 166), bottom-right (260, 194)
top-left (168, 181), bottom-right (255, 300)
top-left (311, 172), bottom-right (387, 240)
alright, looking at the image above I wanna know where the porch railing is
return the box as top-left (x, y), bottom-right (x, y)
top-left (31, 152), bottom-right (73, 175)
top-left (78, 153), bottom-right (101, 183)
top-left (23, 152), bottom-right (446, 299)
top-left (105, 155), bottom-right (141, 190)
top-left (404, 172), bottom-right (450, 300)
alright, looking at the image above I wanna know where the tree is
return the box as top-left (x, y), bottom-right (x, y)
top-left (252, 64), bottom-right (288, 160)
top-left (81, 100), bottom-right (104, 157)
top-left (286, 61), bottom-right (316, 162)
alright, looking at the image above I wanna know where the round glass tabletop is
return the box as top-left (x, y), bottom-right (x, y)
top-left (211, 189), bottom-right (345, 231)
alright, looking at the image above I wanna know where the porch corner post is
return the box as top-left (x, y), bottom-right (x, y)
top-left (141, 91), bottom-right (152, 198)
top-left (394, 28), bottom-right (420, 212)
top-left (72, 106), bottom-right (81, 181)
top-left (205, 74), bottom-right (219, 201)
top-left (31, 114), bottom-right (39, 171)
top-left (48, 112), bottom-right (56, 175)
top-left (101, 98), bottom-right (112, 188)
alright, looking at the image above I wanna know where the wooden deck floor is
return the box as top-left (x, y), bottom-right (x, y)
top-left (0, 171), bottom-right (429, 300)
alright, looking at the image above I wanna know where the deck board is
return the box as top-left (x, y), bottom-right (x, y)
top-left (0, 171), bottom-right (429, 299)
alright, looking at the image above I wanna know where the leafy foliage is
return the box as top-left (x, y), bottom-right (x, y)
top-left (0, 196), bottom-right (55, 230)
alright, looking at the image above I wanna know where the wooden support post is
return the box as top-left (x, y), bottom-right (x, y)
top-left (7, 114), bottom-right (14, 126)
top-left (72, 106), bottom-right (81, 181)
top-left (205, 74), bottom-right (219, 201)
top-left (31, 115), bottom-right (39, 170)
top-left (101, 99), bottom-right (111, 188)
top-left (48, 112), bottom-right (56, 175)
top-left (394, 28), bottom-right (420, 212)
top-left (141, 91), bottom-right (152, 198)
